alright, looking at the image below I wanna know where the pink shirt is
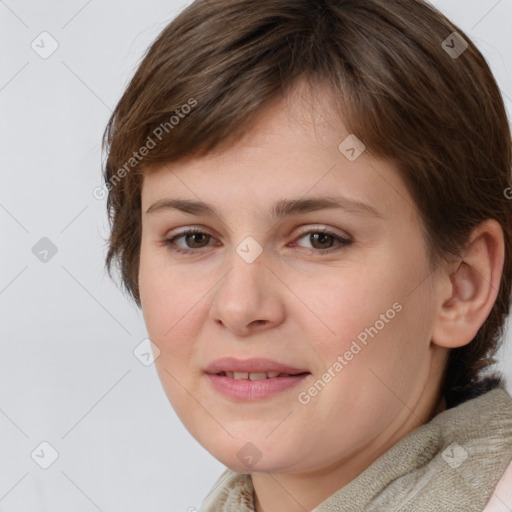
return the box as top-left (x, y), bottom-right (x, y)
top-left (483, 461), bottom-right (512, 511)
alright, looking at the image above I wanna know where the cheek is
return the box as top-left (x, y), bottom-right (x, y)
top-left (139, 253), bottom-right (197, 361)
top-left (140, 242), bottom-right (186, 326)
top-left (294, 252), bottom-right (433, 386)
top-left (139, 266), bottom-right (201, 421)
top-left (292, 262), bottom-right (403, 347)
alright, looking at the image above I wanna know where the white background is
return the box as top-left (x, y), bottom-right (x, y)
top-left (0, 0), bottom-right (511, 510)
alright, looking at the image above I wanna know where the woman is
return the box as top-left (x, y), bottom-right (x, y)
top-left (101, 0), bottom-right (512, 510)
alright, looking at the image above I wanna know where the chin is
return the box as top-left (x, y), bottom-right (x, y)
top-left (209, 441), bottom-right (298, 474)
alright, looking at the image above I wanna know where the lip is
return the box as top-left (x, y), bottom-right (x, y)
top-left (205, 357), bottom-right (309, 375)
top-left (206, 373), bottom-right (310, 401)
top-left (204, 357), bottom-right (310, 401)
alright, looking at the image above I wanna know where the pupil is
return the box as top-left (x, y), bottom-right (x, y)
top-left (313, 233), bottom-right (331, 249)
top-left (189, 233), bottom-right (207, 247)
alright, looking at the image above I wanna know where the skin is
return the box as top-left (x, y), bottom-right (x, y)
top-left (138, 80), bottom-right (505, 512)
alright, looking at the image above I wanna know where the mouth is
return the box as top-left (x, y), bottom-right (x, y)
top-left (205, 357), bottom-right (311, 401)
top-left (205, 356), bottom-right (309, 375)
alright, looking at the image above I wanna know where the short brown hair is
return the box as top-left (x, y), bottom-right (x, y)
top-left (102, 0), bottom-right (512, 409)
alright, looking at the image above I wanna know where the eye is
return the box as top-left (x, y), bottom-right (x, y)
top-left (162, 228), bottom-right (215, 254)
top-left (161, 226), bottom-right (353, 255)
top-left (292, 227), bottom-right (353, 254)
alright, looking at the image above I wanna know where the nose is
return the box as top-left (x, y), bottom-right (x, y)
top-left (209, 249), bottom-right (286, 337)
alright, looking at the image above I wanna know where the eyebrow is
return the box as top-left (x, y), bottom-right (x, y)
top-left (145, 196), bottom-right (384, 219)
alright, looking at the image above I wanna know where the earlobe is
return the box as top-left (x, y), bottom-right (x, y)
top-left (431, 219), bottom-right (505, 349)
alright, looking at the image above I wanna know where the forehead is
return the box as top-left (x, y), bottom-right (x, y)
top-left (140, 84), bottom-right (417, 226)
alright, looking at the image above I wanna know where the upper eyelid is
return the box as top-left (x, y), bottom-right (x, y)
top-left (168, 224), bottom-right (351, 239)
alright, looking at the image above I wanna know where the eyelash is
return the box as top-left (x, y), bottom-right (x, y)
top-left (161, 227), bottom-right (353, 256)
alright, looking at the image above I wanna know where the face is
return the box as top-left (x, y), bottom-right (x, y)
top-left (138, 83), bottom-right (449, 476)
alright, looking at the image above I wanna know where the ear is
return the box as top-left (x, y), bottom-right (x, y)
top-left (431, 219), bottom-right (505, 349)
